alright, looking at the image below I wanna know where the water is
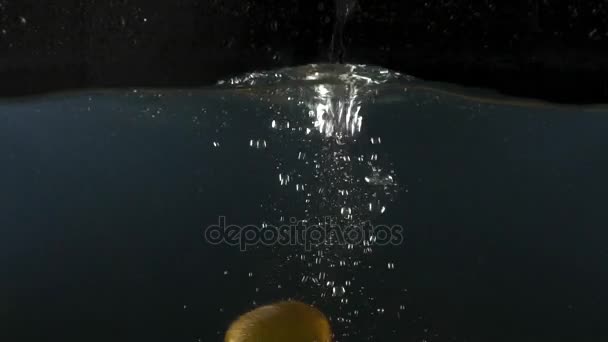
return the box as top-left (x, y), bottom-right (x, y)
top-left (1, 64), bottom-right (608, 341)
top-left (330, 0), bottom-right (358, 63)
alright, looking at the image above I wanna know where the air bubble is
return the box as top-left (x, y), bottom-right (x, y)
top-left (332, 286), bottom-right (346, 297)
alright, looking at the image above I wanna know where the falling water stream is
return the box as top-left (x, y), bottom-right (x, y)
top-left (330, 0), bottom-right (359, 63)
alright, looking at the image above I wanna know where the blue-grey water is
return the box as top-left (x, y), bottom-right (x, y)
top-left (1, 64), bottom-right (608, 342)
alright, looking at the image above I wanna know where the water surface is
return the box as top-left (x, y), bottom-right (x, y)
top-left (1, 64), bottom-right (608, 342)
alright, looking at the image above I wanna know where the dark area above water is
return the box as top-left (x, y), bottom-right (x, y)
top-left (1, 0), bottom-right (607, 103)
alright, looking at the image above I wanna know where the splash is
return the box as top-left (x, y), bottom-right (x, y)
top-left (219, 64), bottom-right (408, 339)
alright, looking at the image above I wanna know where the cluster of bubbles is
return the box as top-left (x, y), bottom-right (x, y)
top-left (218, 64), bottom-right (409, 340)
top-left (117, 63), bottom-right (442, 341)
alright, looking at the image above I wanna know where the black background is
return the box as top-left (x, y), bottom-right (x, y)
top-left (1, 0), bottom-right (608, 102)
